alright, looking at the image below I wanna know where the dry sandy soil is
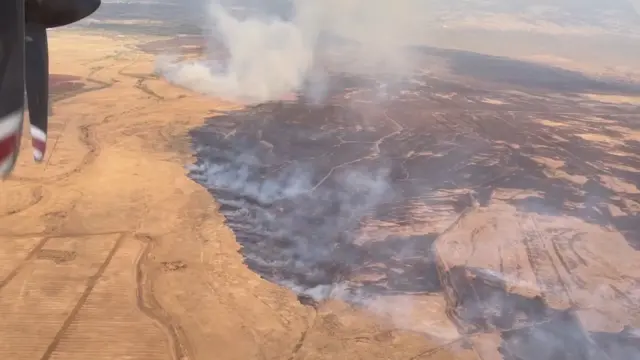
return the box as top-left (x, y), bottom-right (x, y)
top-left (1, 29), bottom-right (640, 360)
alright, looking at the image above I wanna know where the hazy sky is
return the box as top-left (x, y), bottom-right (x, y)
top-left (86, 0), bottom-right (640, 33)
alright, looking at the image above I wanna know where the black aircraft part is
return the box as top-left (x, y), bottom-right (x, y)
top-left (1, 0), bottom-right (101, 178)
top-left (0, 0), bottom-right (26, 177)
top-left (25, 0), bottom-right (102, 28)
top-left (25, 22), bottom-right (48, 161)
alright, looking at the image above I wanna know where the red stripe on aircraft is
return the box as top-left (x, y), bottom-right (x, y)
top-left (0, 133), bottom-right (19, 164)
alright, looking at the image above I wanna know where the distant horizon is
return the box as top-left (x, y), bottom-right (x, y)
top-left (67, 0), bottom-right (640, 83)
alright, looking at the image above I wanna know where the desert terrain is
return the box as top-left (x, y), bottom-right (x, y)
top-left (1, 2), bottom-right (640, 359)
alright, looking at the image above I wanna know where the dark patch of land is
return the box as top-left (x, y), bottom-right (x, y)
top-left (189, 48), bottom-right (640, 359)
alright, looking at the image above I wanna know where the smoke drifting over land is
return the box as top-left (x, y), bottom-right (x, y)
top-left (174, 0), bottom-right (432, 327)
top-left (156, 0), bottom-right (428, 103)
top-left (189, 142), bottom-right (394, 292)
top-left (164, 0), bottom-right (640, 356)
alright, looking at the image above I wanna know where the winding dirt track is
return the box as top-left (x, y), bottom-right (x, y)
top-left (1, 29), bottom-right (639, 360)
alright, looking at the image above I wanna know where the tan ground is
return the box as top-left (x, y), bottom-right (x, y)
top-left (0, 30), bottom-right (476, 360)
top-left (1, 29), bottom-right (639, 360)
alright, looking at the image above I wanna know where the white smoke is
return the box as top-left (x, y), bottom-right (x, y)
top-left (177, 2), bottom-right (640, 352)
top-left (155, 0), bottom-right (429, 103)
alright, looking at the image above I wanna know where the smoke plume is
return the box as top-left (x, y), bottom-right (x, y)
top-left (156, 0), bottom-right (429, 103)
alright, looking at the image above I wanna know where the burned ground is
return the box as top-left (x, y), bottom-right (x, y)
top-left (189, 50), bottom-right (640, 359)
